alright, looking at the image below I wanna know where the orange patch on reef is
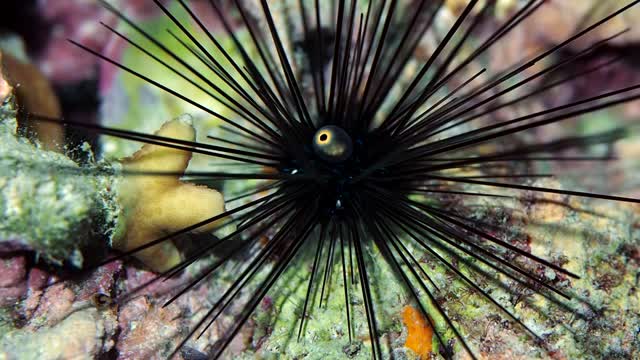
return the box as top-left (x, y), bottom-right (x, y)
top-left (402, 305), bottom-right (433, 359)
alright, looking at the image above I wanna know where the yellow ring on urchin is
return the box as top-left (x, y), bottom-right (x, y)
top-left (316, 129), bottom-right (332, 144)
top-left (312, 125), bottom-right (353, 163)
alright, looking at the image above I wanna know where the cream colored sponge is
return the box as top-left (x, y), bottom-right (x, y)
top-left (114, 117), bottom-right (225, 272)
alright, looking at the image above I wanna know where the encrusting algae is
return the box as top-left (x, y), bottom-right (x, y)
top-left (402, 305), bottom-right (434, 359)
top-left (0, 98), bottom-right (115, 267)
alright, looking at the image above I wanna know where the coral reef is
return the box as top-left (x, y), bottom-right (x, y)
top-left (235, 183), bottom-right (639, 359)
top-left (0, 86), bottom-right (226, 358)
top-left (34, 0), bottom-right (167, 86)
top-left (0, 259), bottom-right (122, 359)
top-left (0, 1), bottom-right (639, 359)
top-left (0, 99), bottom-right (117, 267)
top-left (7, 89), bottom-right (636, 359)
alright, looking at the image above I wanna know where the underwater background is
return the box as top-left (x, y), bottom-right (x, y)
top-left (0, 0), bottom-right (639, 359)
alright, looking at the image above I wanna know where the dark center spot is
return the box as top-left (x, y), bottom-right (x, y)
top-left (312, 125), bottom-right (353, 163)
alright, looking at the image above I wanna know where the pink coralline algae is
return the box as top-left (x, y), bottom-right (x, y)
top-left (0, 256), bottom-right (27, 307)
top-left (36, 0), bottom-right (114, 84)
top-left (34, 0), bottom-right (167, 85)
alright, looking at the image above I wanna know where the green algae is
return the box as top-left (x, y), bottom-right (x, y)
top-left (226, 178), bottom-right (640, 359)
top-left (0, 100), bottom-right (120, 267)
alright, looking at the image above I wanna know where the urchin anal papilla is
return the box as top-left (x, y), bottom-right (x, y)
top-left (313, 125), bottom-right (353, 163)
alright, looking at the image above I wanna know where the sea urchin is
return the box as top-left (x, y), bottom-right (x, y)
top-left (28, 0), bottom-right (640, 358)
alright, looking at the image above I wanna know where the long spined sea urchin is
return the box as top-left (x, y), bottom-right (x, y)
top-left (27, 0), bottom-right (640, 358)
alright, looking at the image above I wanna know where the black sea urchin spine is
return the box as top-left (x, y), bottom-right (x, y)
top-left (28, 0), bottom-right (640, 358)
